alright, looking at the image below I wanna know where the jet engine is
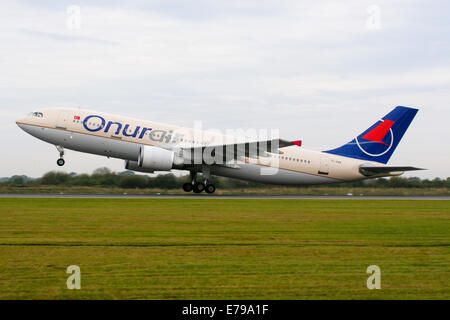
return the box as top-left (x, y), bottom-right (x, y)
top-left (138, 145), bottom-right (175, 171)
top-left (125, 146), bottom-right (185, 173)
top-left (125, 160), bottom-right (155, 174)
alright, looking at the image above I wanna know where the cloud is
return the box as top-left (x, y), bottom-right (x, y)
top-left (1, 0), bottom-right (449, 178)
top-left (18, 28), bottom-right (118, 45)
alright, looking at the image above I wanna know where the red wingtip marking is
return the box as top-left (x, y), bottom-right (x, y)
top-left (292, 140), bottom-right (302, 147)
top-left (362, 120), bottom-right (394, 145)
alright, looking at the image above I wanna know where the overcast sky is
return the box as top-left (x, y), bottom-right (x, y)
top-left (1, 0), bottom-right (449, 179)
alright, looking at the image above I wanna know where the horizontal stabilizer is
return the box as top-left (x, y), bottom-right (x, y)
top-left (359, 165), bottom-right (425, 176)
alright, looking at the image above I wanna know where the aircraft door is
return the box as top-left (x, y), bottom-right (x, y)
top-left (318, 155), bottom-right (330, 175)
top-left (56, 111), bottom-right (70, 129)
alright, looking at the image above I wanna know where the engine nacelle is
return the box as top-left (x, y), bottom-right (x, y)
top-left (138, 146), bottom-right (175, 171)
top-left (125, 160), bottom-right (154, 174)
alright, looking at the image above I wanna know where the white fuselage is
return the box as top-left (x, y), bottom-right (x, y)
top-left (16, 108), bottom-right (393, 185)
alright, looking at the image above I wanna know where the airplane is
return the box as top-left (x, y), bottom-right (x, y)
top-left (16, 106), bottom-right (424, 194)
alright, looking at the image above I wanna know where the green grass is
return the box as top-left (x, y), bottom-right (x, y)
top-left (1, 185), bottom-right (449, 196)
top-left (0, 199), bottom-right (448, 299)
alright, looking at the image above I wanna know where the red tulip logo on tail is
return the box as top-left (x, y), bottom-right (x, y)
top-left (356, 120), bottom-right (395, 156)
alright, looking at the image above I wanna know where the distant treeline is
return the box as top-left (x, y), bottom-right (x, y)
top-left (1, 168), bottom-right (449, 189)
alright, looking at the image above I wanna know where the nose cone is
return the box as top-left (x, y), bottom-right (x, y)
top-left (16, 115), bottom-right (31, 133)
top-left (16, 116), bottom-right (26, 127)
top-left (16, 114), bottom-right (28, 122)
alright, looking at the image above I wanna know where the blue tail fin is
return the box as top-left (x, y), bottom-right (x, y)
top-left (324, 106), bottom-right (418, 164)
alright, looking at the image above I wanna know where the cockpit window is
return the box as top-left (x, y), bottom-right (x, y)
top-left (31, 112), bottom-right (44, 118)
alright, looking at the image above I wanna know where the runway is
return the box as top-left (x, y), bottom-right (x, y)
top-left (0, 194), bottom-right (449, 200)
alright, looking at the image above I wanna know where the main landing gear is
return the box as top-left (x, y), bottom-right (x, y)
top-left (182, 171), bottom-right (216, 194)
top-left (56, 145), bottom-right (65, 167)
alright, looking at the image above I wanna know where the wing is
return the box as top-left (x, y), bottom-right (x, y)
top-left (180, 138), bottom-right (298, 164)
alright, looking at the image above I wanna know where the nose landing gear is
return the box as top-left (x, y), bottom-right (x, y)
top-left (56, 145), bottom-right (65, 167)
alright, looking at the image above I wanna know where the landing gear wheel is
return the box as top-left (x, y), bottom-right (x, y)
top-left (193, 182), bottom-right (205, 193)
top-left (55, 146), bottom-right (65, 167)
top-left (182, 182), bottom-right (193, 192)
top-left (205, 184), bottom-right (216, 194)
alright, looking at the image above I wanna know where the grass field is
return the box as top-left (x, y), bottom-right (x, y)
top-left (0, 198), bottom-right (448, 299)
top-left (1, 185), bottom-right (449, 196)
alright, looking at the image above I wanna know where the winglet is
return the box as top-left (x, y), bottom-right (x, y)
top-left (291, 140), bottom-right (302, 147)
